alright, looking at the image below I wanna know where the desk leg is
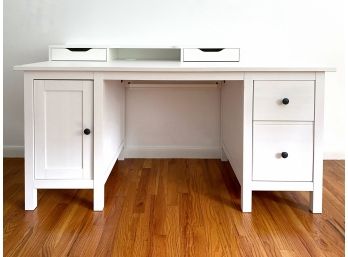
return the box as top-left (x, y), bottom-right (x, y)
top-left (241, 187), bottom-right (252, 212)
top-left (241, 74), bottom-right (253, 213)
top-left (310, 188), bottom-right (322, 213)
top-left (25, 155), bottom-right (37, 210)
top-left (310, 72), bottom-right (325, 214)
top-left (93, 73), bottom-right (105, 211)
top-left (25, 185), bottom-right (37, 210)
top-left (93, 185), bottom-right (104, 211)
top-left (24, 73), bottom-right (37, 210)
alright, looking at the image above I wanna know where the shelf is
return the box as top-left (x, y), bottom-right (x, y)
top-left (109, 48), bottom-right (181, 61)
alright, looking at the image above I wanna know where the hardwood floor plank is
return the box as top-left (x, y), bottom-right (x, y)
top-left (3, 159), bottom-right (345, 257)
top-left (261, 196), bottom-right (320, 257)
top-left (164, 205), bottom-right (181, 257)
top-left (152, 171), bottom-right (167, 235)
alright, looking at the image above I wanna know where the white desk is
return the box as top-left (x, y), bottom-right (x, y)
top-left (15, 47), bottom-right (334, 213)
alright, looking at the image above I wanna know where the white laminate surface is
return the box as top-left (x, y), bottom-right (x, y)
top-left (14, 60), bottom-right (335, 72)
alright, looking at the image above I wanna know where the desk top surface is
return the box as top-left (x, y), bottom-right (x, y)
top-left (14, 60), bottom-right (335, 72)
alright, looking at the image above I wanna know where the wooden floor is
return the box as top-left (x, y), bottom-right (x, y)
top-left (3, 158), bottom-right (345, 257)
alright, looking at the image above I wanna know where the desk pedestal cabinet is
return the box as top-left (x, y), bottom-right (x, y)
top-left (20, 69), bottom-right (325, 213)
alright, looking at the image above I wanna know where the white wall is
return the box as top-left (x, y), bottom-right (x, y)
top-left (125, 83), bottom-right (221, 158)
top-left (3, 0), bottom-right (345, 159)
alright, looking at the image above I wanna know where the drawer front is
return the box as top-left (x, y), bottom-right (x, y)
top-left (183, 48), bottom-right (239, 62)
top-left (50, 48), bottom-right (107, 61)
top-left (253, 81), bottom-right (315, 121)
top-left (253, 123), bottom-right (313, 181)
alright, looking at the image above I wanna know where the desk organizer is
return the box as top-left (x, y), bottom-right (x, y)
top-left (49, 45), bottom-right (240, 62)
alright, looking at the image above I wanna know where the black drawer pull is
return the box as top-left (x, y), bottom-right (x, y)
top-left (282, 98), bottom-right (290, 105)
top-left (199, 48), bottom-right (224, 52)
top-left (281, 152), bottom-right (288, 158)
top-left (66, 48), bottom-right (91, 52)
top-left (84, 128), bottom-right (91, 135)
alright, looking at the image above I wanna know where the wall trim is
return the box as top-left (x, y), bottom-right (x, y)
top-left (124, 146), bottom-right (221, 159)
top-left (3, 145), bottom-right (25, 158)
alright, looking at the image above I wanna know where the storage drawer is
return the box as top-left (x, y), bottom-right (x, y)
top-left (253, 81), bottom-right (315, 121)
top-left (253, 123), bottom-right (313, 181)
top-left (50, 48), bottom-right (107, 61)
top-left (183, 48), bottom-right (239, 62)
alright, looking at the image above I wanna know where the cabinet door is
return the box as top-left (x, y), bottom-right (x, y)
top-left (34, 80), bottom-right (93, 179)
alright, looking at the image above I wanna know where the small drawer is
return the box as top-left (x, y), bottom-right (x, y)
top-left (183, 48), bottom-right (239, 62)
top-left (50, 48), bottom-right (107, 61)
top-left (253, 81), bottom-right (315, 121)
top-left (253, 123), bottom-right (313, 181)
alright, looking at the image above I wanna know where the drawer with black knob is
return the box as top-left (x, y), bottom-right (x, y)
top-left (252, 122), bottom-right (313, 181)
top-left (253, 80), bottom-right (315, 121)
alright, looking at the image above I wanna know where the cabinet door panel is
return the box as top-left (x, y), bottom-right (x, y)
top-left (34, 80), bottom-right (93, 179)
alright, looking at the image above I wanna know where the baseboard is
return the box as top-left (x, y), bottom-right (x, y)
top-left (124, 146), bottom-right (221, 159)
top-left (3, 146), bottom-right (24, 158)
top-left (323, 152), bottom-right (345, 160)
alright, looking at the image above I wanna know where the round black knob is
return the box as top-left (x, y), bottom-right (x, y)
top-left (282, 98), bottom-right (290, 105)
top-left (83, 128), bottom-right (91, 135)
top-left (281, 152), bottom-right (288, 158)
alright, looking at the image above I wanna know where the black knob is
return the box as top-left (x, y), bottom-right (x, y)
top-left (281, 152), bottom-right (288, 158)
top-left (282, 98), bottom-right (289, 105)
top-left (83, 128), bottom-right (91, 135)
